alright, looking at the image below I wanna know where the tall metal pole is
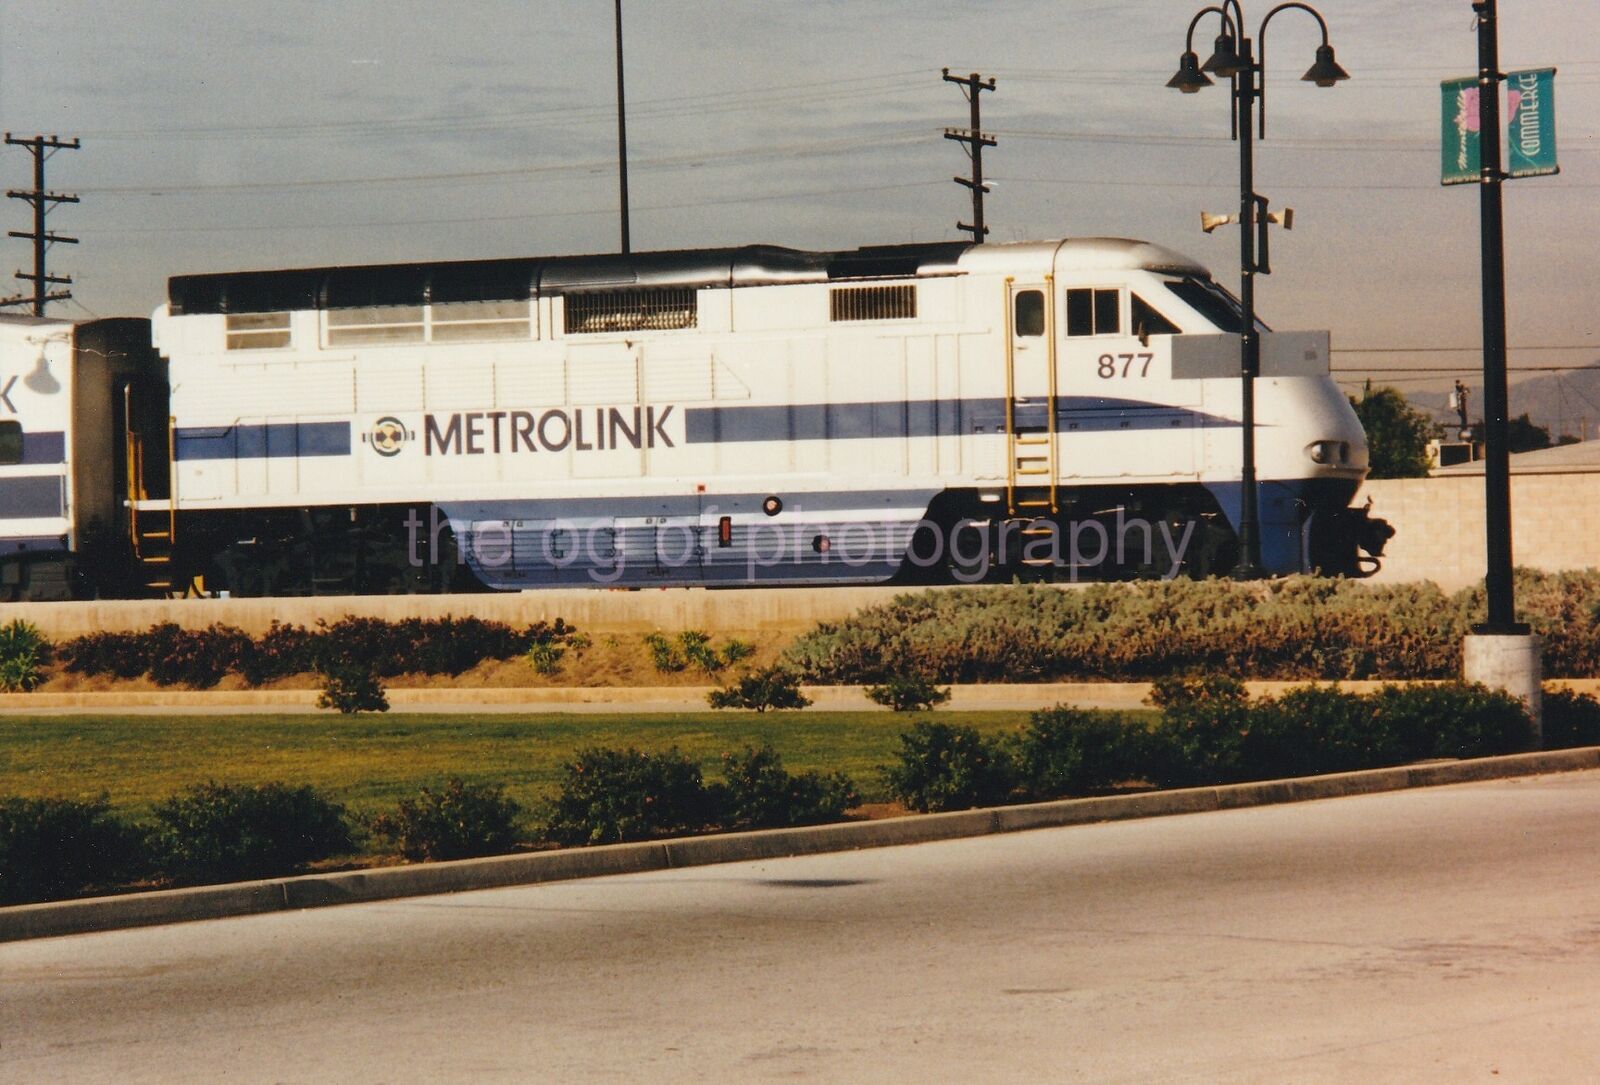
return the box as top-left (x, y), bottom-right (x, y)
top-left (1474, 0), bottom-right (1519, 631)
top-left (614, 0), bottom-right (631, 255)
top-left (1234, 35), bottom-right (1263, 577)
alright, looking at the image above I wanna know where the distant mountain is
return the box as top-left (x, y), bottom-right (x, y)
top-left (1400, 362), bottom-right (1600, 443)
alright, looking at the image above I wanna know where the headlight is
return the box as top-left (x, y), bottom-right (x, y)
top-left (1308, 440), bottom-right (1340, 465)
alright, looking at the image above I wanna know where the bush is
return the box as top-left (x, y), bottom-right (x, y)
top-left (782, 571), bottom-right (1600, 684)
top-left (1015, 707), bottom-right (1153, 799)
top-left (706, 666), bottom-right (812, 712)
top-left (1543, 688), bottom-right (1600, 750)
top-left (0, 795), bottom-right (148, 905)
top-left (865, 674), bottom-right (951, 712)
top-left (1244, 685), bottom-right (1400, 779)
top-left (150, 781), bottom-right (353, 884)
top-left (62, 616), bottom-right (578, 687)
top-left (368, 779), bottom-right (522, 861)
top-left (526, 640), bottom-right (565, 676)
top-left (712, 745), bottom-right (858, 830)
top-left (317, 662), bottom-right (389, 714)
top-left (543, 747), bottom-right (716, 846)
top-left (60, 622), bottom-right (250, 688)
top-left (1145, 675), bottom-right (1258, 786)
top-left (882, 722), bottom-right (1018, 812)
top-left (0, 649), bottom-right (44, 692)
top-left (645, 630), bottom-right (752, 675)
top-left (643, 632), bottom-right (687, 673)
top-left (0, 618), bottom-right (48, 662)
top-left (1372, 682), bottom-right (1534, 760)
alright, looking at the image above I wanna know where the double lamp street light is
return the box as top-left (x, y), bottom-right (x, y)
top-left (1168, 1), bottom-right (1349, 577)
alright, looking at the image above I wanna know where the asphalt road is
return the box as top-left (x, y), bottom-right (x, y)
top-left (6, 773), bottom-right (1600, 1083)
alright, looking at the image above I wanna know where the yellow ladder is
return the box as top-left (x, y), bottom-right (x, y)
top-left (1004, 276), bottom-right (1059, 517)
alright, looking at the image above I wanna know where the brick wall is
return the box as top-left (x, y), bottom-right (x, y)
top-left (1362, 474), bottom-right (1600, 589)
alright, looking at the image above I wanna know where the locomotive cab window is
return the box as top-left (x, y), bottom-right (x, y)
top-left (0, 421), bottom-right (20, 465)
top-left (225, 312), bottom-right (292, 351)
top-left (1131, 294), bottom-right (1180, 338)
top-left (1013, 290), bottom-right (1045, 337)
top-left (1064, 288), bottom-right (1121, 337)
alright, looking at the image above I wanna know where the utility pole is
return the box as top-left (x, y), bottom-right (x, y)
top-left (942, 70), bottom-right (996, 242)
top-left (1471, 0), bottom-right (1519, 635)
top-left (2, 133), bottom-right (80, 316)
top-left (614, 0), bottom-right (631, 255)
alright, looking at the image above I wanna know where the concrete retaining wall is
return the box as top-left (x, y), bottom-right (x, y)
top-left (0, 585), bottom-right (918, 640)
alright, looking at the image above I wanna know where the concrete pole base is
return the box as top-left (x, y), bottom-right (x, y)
top-left (1463, 633), bottom-right (1543, 748)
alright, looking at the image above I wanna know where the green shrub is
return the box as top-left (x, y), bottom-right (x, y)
top-left (712, 745), bottom-right (858, 830)
top-left (1146, 674), bottom-right (1258, 786)
top-left (720, 638), bottom-right (755, 666)
top-left (1015, 707), bottom-right (1153, 798)
top-left (63, 616), bottom-right (578, 687)
top-left (317, 662), bottom-right (389, 714)
top-left (368, 779), bottom-right (522, 861)
top-left (1373, 682), bottom-right (1534, 760)
top-left (0, 618), bottom-right (48, 662)
top-left (643, 631), bottom-right (687, 673)
top-left (526, 640), bottom-right (565, 676)
top-left (1245, 685), bottom-right (1401, 779)
top-left (882, 722), bottom-right (1018, 812)
top-left (866, 674), bottom-right (952, 712)
top-left (0, 795), bottom-right (148, 905)
top-left (0, 649), bottom-right (44, 692)
top-left (543, 747), bottom-right (716, 846)
top-left (781, 571), bottom-right (1600, 684)
top-left (1543, 688), bottom-right (1600, 750)
top-left (60, 622), bottom-right (250, 688)
top-left (150, 781), bottom-right (353, 884)
top-left (706, 666), bottom-right (812, 712)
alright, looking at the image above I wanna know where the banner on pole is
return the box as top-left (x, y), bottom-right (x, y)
top-left (1506, 67), bottom-right (1558, 178)
top-left (1440, 77), bottom-right (1480, 185)
top-left (1440, 69), bottom-right (1558, 184)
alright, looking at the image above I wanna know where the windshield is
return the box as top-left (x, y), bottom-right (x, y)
top-left (1163, 276), bottom-right (1271, 334)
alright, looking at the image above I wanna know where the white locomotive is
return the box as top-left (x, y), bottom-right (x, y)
top-left (0, 238), bottom-right (1389, 598)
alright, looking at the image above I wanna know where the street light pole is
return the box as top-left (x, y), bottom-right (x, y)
top-left (1168, 1), bottom-right (1348, 579)
top-left (1234, 33), bottom-right (1263, 577)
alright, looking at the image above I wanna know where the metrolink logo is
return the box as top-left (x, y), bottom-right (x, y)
top-left (423, 405), bottom-right (678, 456)
top-left (0, 374), bottom-right (16, 414)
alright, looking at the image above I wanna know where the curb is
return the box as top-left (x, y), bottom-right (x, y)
top-left (10, 679), bottom-right (1600, 714)
top-left (5, 746), bottom-right (1598, 944)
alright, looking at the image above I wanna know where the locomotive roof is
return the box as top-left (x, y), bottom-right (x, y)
top-left (166, 237), bottom-right (1209, 316)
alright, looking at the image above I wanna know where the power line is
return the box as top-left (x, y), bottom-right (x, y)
top-left (73, 131), bottom-right (930, 195)
top-left (1333, 346), bottom-right (1599, 354)
top-left (81, 179), bottom-right (950, 236)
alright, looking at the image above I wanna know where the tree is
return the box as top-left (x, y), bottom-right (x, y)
top-left (1350, 385), bottom-right (1433, 479)
top-left (1506, 413), bottom-right (1552, 454)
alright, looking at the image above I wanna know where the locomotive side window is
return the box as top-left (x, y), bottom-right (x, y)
top-left (1131, 294), bottom-right (1181, 337)
top-left (0, 421), bottom-right (19, 465)
top-left (225, 312), bottom-right (291, 351)
top-left (1014, 290), bottom-right (1045, 337)
top-left (1064, 288), bottom-right (1121, 337)
top-left (326, 305), bottom-right (426, 347)
top-left (430, 299), bottom-right (532, 342)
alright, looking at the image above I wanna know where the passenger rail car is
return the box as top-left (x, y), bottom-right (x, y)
top-left (0, 238), bottom-right (1390, 599)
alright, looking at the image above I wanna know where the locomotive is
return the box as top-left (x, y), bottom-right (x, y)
top-left (0, 237), bottom-right (1390, 600)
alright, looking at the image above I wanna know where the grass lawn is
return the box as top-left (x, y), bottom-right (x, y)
top-left (0, 711), bottom-right (1050, 819)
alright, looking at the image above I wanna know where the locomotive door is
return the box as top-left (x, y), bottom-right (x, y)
top-left (1004, 280), bottom-right (1058, 515)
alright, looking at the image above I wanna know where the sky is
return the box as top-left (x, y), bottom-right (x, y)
top-left (1, 0), bottom-right (1596, 406)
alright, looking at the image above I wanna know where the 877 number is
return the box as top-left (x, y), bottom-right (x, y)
top-left (1097, 352), bottom-right (1154, 379)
